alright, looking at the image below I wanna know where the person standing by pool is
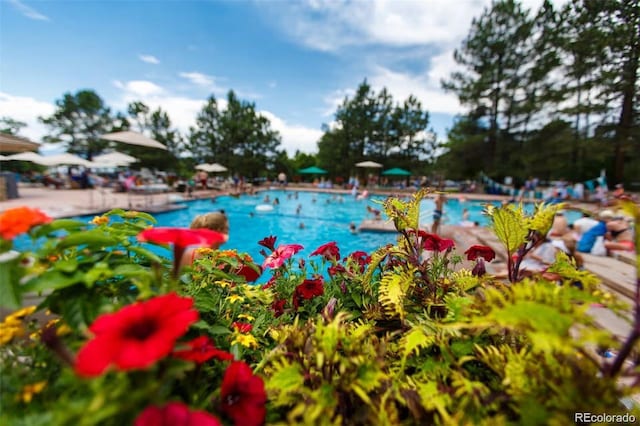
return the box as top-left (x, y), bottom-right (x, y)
top-left (179, 211), bottom-right (229, 270)
top-left (431, 193), bottom-right (446, 234)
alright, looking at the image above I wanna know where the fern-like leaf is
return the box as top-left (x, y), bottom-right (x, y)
top-left (489, 205), bottom-right (528, 255)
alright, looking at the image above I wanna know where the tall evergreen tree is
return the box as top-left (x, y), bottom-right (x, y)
top-left (39, 90), bottom-right (115, 160)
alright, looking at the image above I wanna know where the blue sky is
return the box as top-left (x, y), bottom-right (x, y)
top-left (0, 0), bottom-right (549, 155)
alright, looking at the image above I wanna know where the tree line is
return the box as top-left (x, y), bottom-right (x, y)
top-left (438, 0), bottom-right (639, 185)
top-left (2, 0), bottom-right (637, 186)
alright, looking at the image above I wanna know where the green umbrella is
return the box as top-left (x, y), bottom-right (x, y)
top-left (298, 166), bottom-right (328, 174)
top-left (381, 167), bottom-right (411, 176)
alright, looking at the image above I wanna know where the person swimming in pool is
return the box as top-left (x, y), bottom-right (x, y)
top-left (431, 193), bottom-right (446, 234)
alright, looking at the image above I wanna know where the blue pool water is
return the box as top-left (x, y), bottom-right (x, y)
top-left (15, 190), bottom-right (581, 263)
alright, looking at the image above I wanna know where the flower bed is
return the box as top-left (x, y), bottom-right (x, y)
top-left (0, 191), bottom-right (638, 425)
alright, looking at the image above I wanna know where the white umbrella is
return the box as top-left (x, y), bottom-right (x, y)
top-left (355, 161), bottom-right (383, 168)
top-left (93, 151), bottom-right (138, 166)
top-left (6, 152), bottom-right (49, 165)
top-left (0, 133), bottom-right (40, 153)
top-left (41, 153), bottom-right (92, 167)
top-left (101, 131), bottom-right (167, 150)
top-left (196, 163), bottom-right (228, 173)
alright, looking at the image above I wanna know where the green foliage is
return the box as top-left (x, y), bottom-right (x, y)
top-left (1, 194), bottom-right (639, 425)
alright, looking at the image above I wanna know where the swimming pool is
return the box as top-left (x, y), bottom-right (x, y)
top-left (14, 190), bottom-right (581, 262)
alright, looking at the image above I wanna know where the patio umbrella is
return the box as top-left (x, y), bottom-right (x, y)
top-left (0, 133), bottom-right (40, 153)
top-left (298, 166), bottom-right (328, 174)
top-left (40, 153), bottom-right (92, 167)
top-left (355, 161), bottom-right (383, 168)
top-left (93, 151), bottom-right (138, 166)
top-left (101, 131), bottom-right (167, 150)
top-left (195, 163), bottom-right (228, 173)
top-left (5, 152), bottom-right (49, 165)
top-left (382, 167), bottom-right (411, 176)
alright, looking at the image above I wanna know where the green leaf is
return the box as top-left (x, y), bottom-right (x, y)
top-left (32, 219), bottom-right (87, 238)
top-left (53, 259), bottom-right (79, 273)
top-left (0, 260), bottom-right (21, 309)
top-left (127, 245), bottom-right (166, 264)
top-left (491, 207), bottom-right (528, 255)
top-left (56, 230), bottom-right (119, 250)
top-left (22, 270), bottom-right (85, 293)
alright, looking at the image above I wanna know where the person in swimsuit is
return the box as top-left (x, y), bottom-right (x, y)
top-left (431, 193), bottom-right (446, 234)
top-left (604, 218), bottom-right (635, 252)
top-left (179, 211), bottom-right (230, 270)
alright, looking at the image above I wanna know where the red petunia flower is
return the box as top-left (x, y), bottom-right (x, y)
top-left (232, 322), bottom-right (253, 334)
top-left (134, 402), bottom-right (221, 426)
top-left (328, 264), bottom-right (346, 277)
top-left (422, 233), bottom-right (455, 252)
top-left (310, 241), bottom-right (340, 261)
top-left (262, 244), bottom-right (304, 269)
top-left (296, 277), bottom-right (324, 300)
top-left (258, 236), bottom-right (277, 251)
top-left (75, 293), bottom-right (199, 377)
top-left (173, 336), bottom-right (233, 363)
top-left (138, 227), bottom-right (227, 276)
top-left (345, 250), bottom-right (371, 273)
top-left (138, 227), bottom-right (227, 248)
top-left (236, 263), bottom-right (262, 282)
top-left (220, 361), bottom-right (267, 426)
top-left (0, 206), bottom-right (52, 240)
top-left (272, 299), bottom-right (286, 317)
top-left (464, 245), bottom-right (496, 262)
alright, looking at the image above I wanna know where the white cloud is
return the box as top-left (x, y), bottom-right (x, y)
top-left (8, 0), bottom-right (50, 21)
top-left (179, 72), bottom-right (214, 87)
top-left (0, 92), bottom-right (55, 144)
top-left (113, 80), bottom-right (165, 97)
top-left (260, 111), bottom-right (323, 155)
top-left (139, 54), bottom-right (160, 64)
top-left (178, 72), bottom-right (226, 95)
top-left (272, 0), bottom-right (486, 52)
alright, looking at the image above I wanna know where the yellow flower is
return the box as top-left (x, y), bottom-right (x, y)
top-left (44, 319), bottom-right (71, 336)
top-left (0, 323), bottom-right (24, 345)
top-left (90, 215), bottom-right (109, 226)
top-left (214, 280), bottom-right (231, 289)
top-left (5, 305), bottom-right (37, 322)
top-left (237, 314), bottom-right (255, 321)
top-left (17, 381), bottom-right (46, 403)
top-left (226, 295), bottom-right (245, 304)
top-left (195, 247), bottom-right (214, 257)
top-left (232, 334), bottom-right (258, 349)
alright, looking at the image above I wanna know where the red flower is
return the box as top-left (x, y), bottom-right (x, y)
top-left (422, 233), bottom-right (455, 252)
top-left (134, 402), bottom-right (221, 426)
top-left (464, 245), bottom-right (496, 262)
top-left (220, 361), bottom-right (267, 426)
top-left (272, 299), bottom-right (286, 317)
top-left (345, 250), bottom-right (371, 272)
top-left (296, 277), bottom-right (324, 300)
top-left (138, 227), bottom-right (227, 248)
top-left (232, 322), bottom-right (253, 333)
top-left (236, 263), bottom-right (262, 282)
top-left (310, 241), bottom-right (340, 261)
top-left (262, 244), bottom-right (304, 269)
top-left (75, 293), bottom-right (198, 377)
top-left (173, 336), bottom-right (233, 363)
top-left (0, 206), bottom-right (52, 240)
top-left (258, 235), bottom-right (277, 251)
top-left (138, 227), bottom-right (228, 276)
top-left (328, 264), bottom-right (346, 277)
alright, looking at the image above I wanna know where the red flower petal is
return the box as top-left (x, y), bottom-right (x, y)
top-left (134, 402), bottom-right (221, 426)
top-left (75, 293), bottom-right (198, 377)
top-left (221, 362), bottom-right (266, 426)
top-left (173, 336), bottom-right (233, 363)
top-left (310, 241), bottom-right (340, 261)
top-left (138, 227), bottom-right (226, 250)
top-left (232, 322), bottom-right (253, 334)
top-left (464, 245), bottom-right (496, 262)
